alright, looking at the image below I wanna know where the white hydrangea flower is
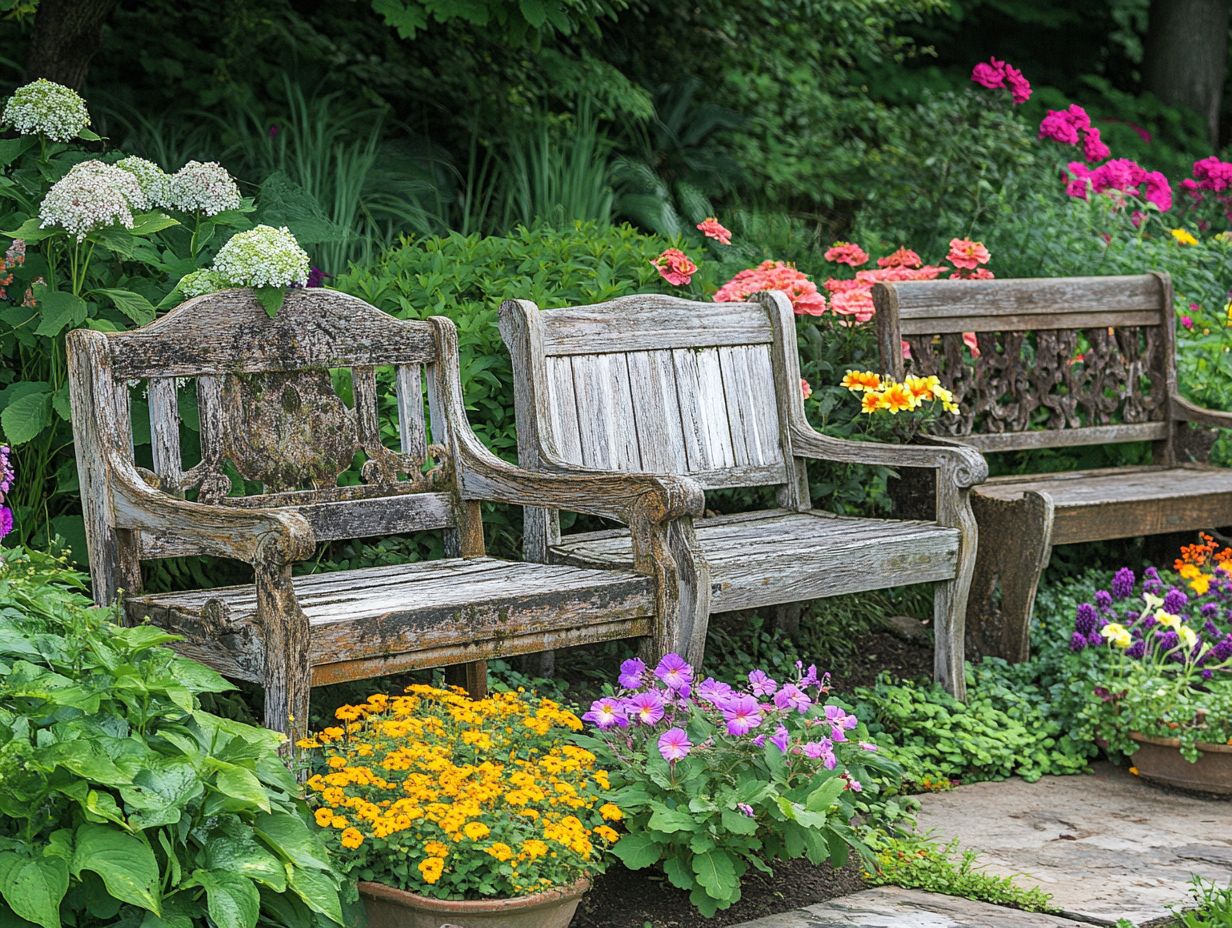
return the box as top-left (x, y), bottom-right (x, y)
top-left (3, 79), bottom-right (90, 142)
top-left (212, 225), bottom-right (309, 289)
top-left (116, 155), bottom-right (172, 209)
top-left (178, 268), bottom-right (226, 298)
top-left (168, 161), bottom-right (241, 216)
top-left (39, 160), bottom-right (149, 242)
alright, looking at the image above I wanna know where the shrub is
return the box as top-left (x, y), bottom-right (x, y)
top-left (577, 654), bottom-right (899, 916)
top-left (298, 685), bottom-right (616, 900)
top-left (0, 545), bottom-right (346, 928)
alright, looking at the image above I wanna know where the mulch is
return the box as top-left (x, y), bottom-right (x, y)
top-left (573, 858), bottom-right (868, 928)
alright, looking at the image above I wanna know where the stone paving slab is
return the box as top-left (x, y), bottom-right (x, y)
top-left (729, 887), bottom-right (1090, 927)
top-left (914, 762), bottom-right (1232, 925)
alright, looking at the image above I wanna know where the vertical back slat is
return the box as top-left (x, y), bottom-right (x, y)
top-left (351, 366), bottom-right (382, 450)
top-left (545, 357), bottom-right (583, 464)
top-left (719, 346), bottom-right (783, 467)
top-left (626, 350), bottom-right (688, 473)
top-left (605, 354), bottom-right (642, 469)
top-left (394, 363), bottom-right (427, 459)
top-left (147, 377), bottom-right (183, 490)
top-left (572, 354), bottom-right (616, 468)
top-left (673, 348), bottom-right (735, 470)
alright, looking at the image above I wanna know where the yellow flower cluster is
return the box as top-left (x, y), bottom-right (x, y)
top-left (841, 370), bottom-right (959, 415)
top-left (299, 684), bottom-right (620, 898)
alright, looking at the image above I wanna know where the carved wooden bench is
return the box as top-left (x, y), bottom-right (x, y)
top-left (500, 292), bottom-right (986, 697)
top-left (67, 289), bottom-right (703, 744)
top-left (874, 272), bottom-right (1232, 661)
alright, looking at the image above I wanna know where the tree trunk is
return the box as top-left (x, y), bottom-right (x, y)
top-left (1143, 0), bottom-right (1229, 147)
top-left (24, 0), bottom-right (119, 91)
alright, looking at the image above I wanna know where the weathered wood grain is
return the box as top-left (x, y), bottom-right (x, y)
top-left (538, 295), bottom-right (771, 355)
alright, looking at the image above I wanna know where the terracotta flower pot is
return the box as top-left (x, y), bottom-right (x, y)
top-left (358, 877), bottom-right (591, 928)
top-left (1129, 732), bottom-right (1232, 797)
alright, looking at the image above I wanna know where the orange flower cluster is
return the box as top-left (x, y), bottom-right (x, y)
top-left (298, 684), bottom-right (620, 899)
top-left (840, 370), bottom-right (958, 416)
top-left (1175, 533), bottom-right (1232, 594)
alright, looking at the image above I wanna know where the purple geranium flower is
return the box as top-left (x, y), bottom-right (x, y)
top-left (797, 662), bottom-right (820, 687)
top-left (0, 445), bottom-right (13, 502)
top-left (769, 725), bottom-right (790, 752)
top-left (618, 657), bottom-right (646, 689)
top-left (774, 684), bottom-right (811, 713)
top-left (583, 697), bottom-right (627, 730)
top-left (627, 691), bottom-right (666, 725)
top-left (722, 695), bottom-right (763, 735)
top-left (0, 505), bottom-right (11, 542)
top-left (658, 727), bottom-right (691, 763)
top-left (736, 802), bottom-right (755, 817)
top-left (697, 677), bottom-right (733, 705)
top-left (748, 669), bottom-right (778, 697)
top-left (655, 653), bottom-right (693, 694)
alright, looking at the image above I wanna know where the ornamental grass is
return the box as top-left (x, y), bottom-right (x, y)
top-left (298, 684), bottom-right (620, 900)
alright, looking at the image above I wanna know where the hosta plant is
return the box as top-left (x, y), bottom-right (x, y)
top-left (578, 654), bottom-right (898, 916)
top-left (0, 545), bottom-right (346, 928)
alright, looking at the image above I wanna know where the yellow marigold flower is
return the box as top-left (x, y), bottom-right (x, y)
top-left (841, 369), bottom-right (882, 392)
top-left (598, 803), bottom-right (623, 822)
top-left (314, 807), bottom-right (333, 828)
top-left (903, 374), bottom-right (939, 404)
top-left (860, 390), bottom-right (883, 414)
top-left (322, 787), bottom-right (345, 806)
top-left (462, 821), bottom-right (490, 841)
top-left (327, 756), bottom-right (347, 769)
top-left (418, 856), bottom-right (445, 884)
top-left (595, 825), bottom-right (620, 843)
top-left (485, 842), bottom-right (515, 862)
top-left (340, 828), bottom-right (364, 849)
top-left (879, 382), bottom-right (915, 414)
top-left (334, 705), bottom-right (363, 722)
top-left (296, 738), bottom-right (320, 749)
top-left (330, 816), bottom-right (348, 829)
top-left (1171, 228), bottom-right (1198, 246)
top-left (424, 840), bottom-right (449, 858)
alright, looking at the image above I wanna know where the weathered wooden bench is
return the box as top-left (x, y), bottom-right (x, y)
top-left (500, 291), bottom-right (987, 697)
top-left (874, 272), bottom-right (1232, 661)
top-left (67, 289), bottom-right (704, 743)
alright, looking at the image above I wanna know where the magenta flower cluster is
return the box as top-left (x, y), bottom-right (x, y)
top-left (0, 445), bottom-right (13, 541)
top-left (583, 654), bottom-right (872, 778)
top-left (1038, 104), bottom-right (1110, 164)
top-left (969, 57), bottom-right (1031, 104)
top-left (1065, 159), bottom-right (1173, 213)
top-left (1179, 156), bottom-right (1232, 226)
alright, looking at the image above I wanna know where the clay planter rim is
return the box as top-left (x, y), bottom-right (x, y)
top-left (1129, 731), bottom-right (1232, 753)
top-left (358, 875), bottom-right (592, 913)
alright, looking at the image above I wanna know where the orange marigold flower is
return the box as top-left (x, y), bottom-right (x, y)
top-left (419, 856), bottom-right (445, 884)
top-left (314, 807), bottom-right (333, 828)
top-left (860, 390), bottom-right (883, 414)
top-left (879, 383), bottom-right (915, 414)
top-left (841, 370), bottom-right (881, 392)
top-left (340, 828), bottom-right (364, 849)
top-left (598, 802), bottom-right (623, 822)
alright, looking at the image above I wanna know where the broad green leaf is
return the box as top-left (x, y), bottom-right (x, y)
top-left (286, 866), bottom-right (343, 926)
top-left (0, 137), bottom-right (35, 166)
top-left (661, 855), bottom-right (693, 891)
top-left (77, 128), bottom-right (102, 141)
top-left (203, 836), bottom-right (286, 892)
top-left (804, 777), bottom-right (846, 812)
top-left (0, 390), bottom-right (51, 445)
top-left (128, 212), bottom-right (178, 237)
top-left (93, 288), bottom-right (155, 325)
top-left (209, 763), bottom-right (271, 812)
top-left (2, 217), bottom-right (54, 242)
top-left (0, 852), bottom-right (68, 928)
top-left (255, 287), bottom-right (284, 318)
top-left (188, 871), bottom-right (259, 928)
top-left (253, 812), bottom-right (332, 872)
top-left (608, 832), bottom-right (660, 870)
top-left (692, 849), bottom-right (738, 903)
top-left (71, 825), bottom-right (161, 914)
top-left (646, 806), bottom-right (696, 834)
top-left (33, 290), bottom-right (87, 337)
top-left (720, 808), bottom-right (759, 835)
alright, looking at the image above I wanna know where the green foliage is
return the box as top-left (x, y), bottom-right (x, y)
top-left (0, 545), bottom-right (346, 928)
top-left (850, 661), bottom-right (1095, 787)
top-left (1170, 877), bottom-right (1232, 928)
top-left (864, 832), bottom-right (1056, 912)
top-left (369, 0), bottom-right (628, 42)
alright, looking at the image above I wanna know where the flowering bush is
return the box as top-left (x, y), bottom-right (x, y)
top-left (578, 654), bottom-right (896, 916)
top-left (651, 247), bottom-right (697, 286)
top-left (2, 78), bottom-right (91, 143)
top-left (298, 685), bottom-right (618, 900)
top-left (969, 56), bottom-right (1031, 104)
top-left (1067, 538), bottom-right (1232, 761)
top-left (714, 259), bottom-right (826, 316)
top-left (0, 445), bottom-right (12, 541)
top-left (38, 160), bottom-right (149, 242)
top-left (169, 160), bottom-right (243, 216)
top-left (211, 224), bottom-right (311, 315)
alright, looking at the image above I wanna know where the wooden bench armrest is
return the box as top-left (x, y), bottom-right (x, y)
top-left (1171, 394), bottom-right (1232, 430)
top-left (108, 453), bottom-right (316, 566)
top-left (788, 426), bottom-right (989, 489)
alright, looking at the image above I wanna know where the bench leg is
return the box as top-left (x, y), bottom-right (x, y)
top-left (966, 491), bottom-right (1054, 663)
top-left (256, 569), bottom-right (311, 760)
top-left (445, 661), bottom-right (488, 699)
top-left (771, 603), bottom-right (806, 636)
top-left (933, 476), bottom-right (981, 701)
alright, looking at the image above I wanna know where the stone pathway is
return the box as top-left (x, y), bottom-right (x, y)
top-left (733, 763), bottom-right (1231, 927)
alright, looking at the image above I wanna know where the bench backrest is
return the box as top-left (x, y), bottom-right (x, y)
top-left (67, 289), bottom-right (459, 593)
top-left (500, 293), bottom-right (808, 494)
top-left (873, 274), bottom-right (1176, 455)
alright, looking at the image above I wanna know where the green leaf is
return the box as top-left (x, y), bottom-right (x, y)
top-left (209, 763), bottom-right (271, 812)
top-left (646, 806), bottom-right (696, 834)
top-left (0, 852), bottom-right (68, 928)
top-left (720, 808), bottom-right (759, 835)
top-left (0, 138), bottom-right (34, 166)
top-left (286, 866), bottom-right (343, 926)
top-left (692, 849), bottom-right (738, 903)
top-left (187, 871), bottom-right (259, 928)
top-left (70, 825), bottom-right (161, 914)
top-left (661, 855), bottom-right (693, 891)
top-left (609, 832), bottom-right (661, 870)
top-left (3, 217), bottom-right (54, 243)
top-left (254, 287), bottom-right (285, 318)
top-left (93, 289), bottom-right (155, 325)
top-left (128, 212), bottom-right (178, 236)
top-left (203, 836), bottom-right (286, 892)
top-left (253, 812), bottom-right (333, 872)
top-left (1, 390), bottom-right (51, 445)
top-left (77, 128), bottom-right (102, 141)
top-left (804, 777), bottom-right (846, 812)
top-left (33, 289), bottom-right (88, 337)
